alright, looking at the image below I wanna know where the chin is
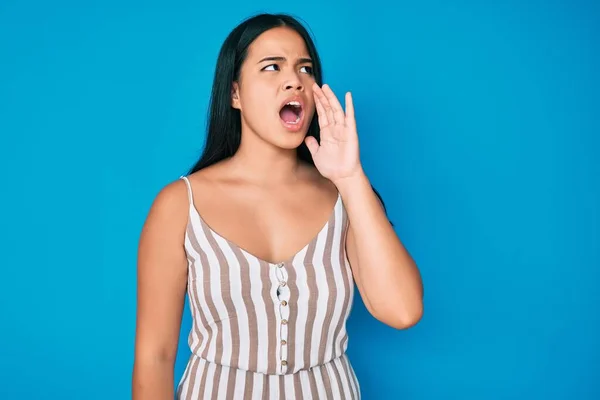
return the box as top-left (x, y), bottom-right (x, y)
top-left (273, 131), bottom-right (308, 150)
top-left (268, 117), bottom-right (311, 149)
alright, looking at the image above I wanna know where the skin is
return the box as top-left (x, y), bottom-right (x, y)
top-left (132, 26), bottom-right (423, 399)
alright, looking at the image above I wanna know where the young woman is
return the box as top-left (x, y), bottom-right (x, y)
top-left (132, 13), bottom-right (423, 399)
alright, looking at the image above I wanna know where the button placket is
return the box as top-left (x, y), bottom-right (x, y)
top-left (274, 261), bottom-right (290, 373)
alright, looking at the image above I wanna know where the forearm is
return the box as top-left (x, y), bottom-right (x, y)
top-left (132, 359), bottom-right (175, 400)
top-left (336, 168), bottom-right (424, 327)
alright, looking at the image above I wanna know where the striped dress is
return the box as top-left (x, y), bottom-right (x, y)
top-left (177, 176), bottom-right (360, 399)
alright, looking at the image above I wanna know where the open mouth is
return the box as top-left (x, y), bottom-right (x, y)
top-left (279, 101), bottom-right (303, 125)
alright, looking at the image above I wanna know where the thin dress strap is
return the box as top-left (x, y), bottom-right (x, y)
top-left (179, 176), bottom-right (194, 207)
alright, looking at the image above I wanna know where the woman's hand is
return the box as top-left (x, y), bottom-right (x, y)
top-left (305, 83), bottom-right (363, 184)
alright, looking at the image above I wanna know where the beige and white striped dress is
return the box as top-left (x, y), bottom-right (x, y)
top-left (177, 176), bottom-right (360, 399)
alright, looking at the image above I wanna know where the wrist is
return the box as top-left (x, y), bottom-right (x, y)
top-left (332, 167), bottom-right (369, 195)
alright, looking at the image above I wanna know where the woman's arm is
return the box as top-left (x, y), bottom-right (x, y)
top-left (339, 170), bottom-right (424, 330)
top-left (132, 181), bottom-right (189, 399)
top-left (306, 84), bottom-right (423, 330)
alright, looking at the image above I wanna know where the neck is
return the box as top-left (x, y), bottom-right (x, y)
top-left (226, 131), bottom-right (304, 187)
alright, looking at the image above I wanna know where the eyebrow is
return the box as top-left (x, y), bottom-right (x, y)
top-left (257, 56), bottom-right (313, 65)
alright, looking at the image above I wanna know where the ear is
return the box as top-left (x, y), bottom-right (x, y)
top-left (231, 81), bottom-right (241, 109)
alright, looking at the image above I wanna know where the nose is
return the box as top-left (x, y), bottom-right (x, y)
top-left (282, 73), bottom-right (304, 92)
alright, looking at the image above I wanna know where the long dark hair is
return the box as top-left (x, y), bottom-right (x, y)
top-left (188, 13), bottom-right (390, 217)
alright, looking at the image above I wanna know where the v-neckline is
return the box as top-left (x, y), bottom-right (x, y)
top-left (188, 193), bottom-right (341, 266)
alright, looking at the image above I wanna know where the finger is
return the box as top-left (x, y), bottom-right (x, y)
top-left (345, 91), bottom-right (356, 129)
top-left (313, 83), bottom-right (336, 125)
top-left (304, 136), bottom-right (319, 156)
top-left (322, 84), bottom-right (346, 125)
top-left (313, 87), bottom-right (329, 128)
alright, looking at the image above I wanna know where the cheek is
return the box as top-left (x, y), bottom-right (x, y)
top-left (239, 85), bottom-right (269, 112)
top-left (303, 79), bottom-right (315, 109)
top-left (238, 89), bottom-right (276, 127)
top-left (305, 94), bottom-right (316, 116)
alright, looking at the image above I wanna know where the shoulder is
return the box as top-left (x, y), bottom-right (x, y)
top-left (151, 178), bottom-right (189, 212)
top-left (178, 163), bottom-right (229, 208)
top-left (150, 160), bottom-right (227, 209)
top-left (141, 177), bottom-right (191, 238)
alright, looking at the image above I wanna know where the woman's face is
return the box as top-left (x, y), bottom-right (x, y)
top-left (232, 26), bottom-right (317, 150)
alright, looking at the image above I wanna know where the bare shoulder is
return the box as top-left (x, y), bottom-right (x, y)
top-left (185, 160), bottom-right (230, 188)
top-left (137, 177), bottom-right (193, 262)
top-left (142, 178), bottom-right (190, 231)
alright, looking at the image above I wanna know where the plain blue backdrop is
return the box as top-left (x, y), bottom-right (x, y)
top-left (1, 0), bottom-right (598, 399)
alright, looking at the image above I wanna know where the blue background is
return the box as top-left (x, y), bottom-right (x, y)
top-left (1, 0), bottom-right (598, 399)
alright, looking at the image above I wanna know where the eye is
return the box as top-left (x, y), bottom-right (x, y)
top-left (300, 66), bottom-right (313, 75)
top-left (262, 64), bottom-right (279, 71)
